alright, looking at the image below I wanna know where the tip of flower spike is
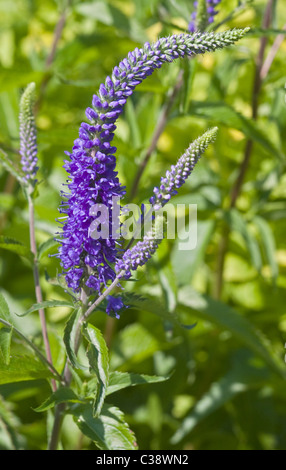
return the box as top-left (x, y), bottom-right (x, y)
top-left (225, 27), bottom-right (251, 39)
top-left (20, 82), bottom-right (36, 115)
top-left (205, 126), bottom-right (219, 143)
top-left (187, 127), bottom-right (218, 154)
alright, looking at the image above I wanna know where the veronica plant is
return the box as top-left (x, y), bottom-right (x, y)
top-left (0, 26), bottom-right (249, 451)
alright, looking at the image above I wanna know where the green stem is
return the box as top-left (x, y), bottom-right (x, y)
top-left (80, 271), bottom-right (125, 324)
top-left (48, 288), bottom-right (90, 450)
top-left (28, 191), bottom-right (57, 392)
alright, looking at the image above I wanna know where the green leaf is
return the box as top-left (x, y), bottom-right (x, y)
top-left (254, 216), bottom-right (279, 281)
top-left (0, 293), bottom-right (13, 324)
top-left (38, 237), bottom-right (58, 260)
top-left (119, 292), bottom-right (196, 330)
top-left (17, 300), bottom-right (74, 317)
top-left (110, 323), bottom-right (162, 370)
top-left (0, 148), bottom-right (26, 184)
top-left (34, 387), bottom-right (82, 413)
top-left (171, 219), bottom-right (215, 286)
top-left (226, 209), bottom-right (262, 272)
top-left (63, 308), bottom-right (87, 371)
top-left (106, 371), bottom-right (169, 396)
top-left (71, 403), bottom-right (138, 450)
top-left (82, 323), bottom-right (109, 417)
top-left (0, 236), bottom-right (33, 263)
top-left (125, 99), bottom-right (142, 148)
top-left (0, 327), bottom-right (13, 365)
top-left (189, 101), bottom-right (283, 160)
top-left (171, 350), bottom-right (270, 444)
top-left (0, 355), bottom-right (56, 384)
top-left (158, 262), bottom-right (178, 313)
top-left (0, 317), bottom-right (62, 381)
top-left (177, 287), bottom-right (285, 377)
top-left (0, 397), bottom-right (23, 449)
top-left (75, 1), bottom-right (146, 42)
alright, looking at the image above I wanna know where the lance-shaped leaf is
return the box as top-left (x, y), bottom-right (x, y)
top-left (188, 101), bottom-right (283, 160)
top-left (38, 237), bottom-right (59, 260)
top-left (0, 148), bottom-right (26, 184)
top-left (34, 387), bottom-right (83, 413)
top-left (82, 323), bottom-right (109, 417)
top-left (0, 317), bottom-right (62, 382)
top-left (17, 299), bottom-right (74, 317)
top-left (254, 216), bottom-right (279, 282)
top-left (0, 236), bottom-right (33, 263)
top-left (0, 327), bottom-right (13, 365)
top-left (105, 371), bottom-right (169, 396)
top-left (117, 292), bottom-right (196, 330)
top-left (0, 293), bottom-right (13, 324)
top-left (0, 355), bottom-right (56, 385)
top-left (71, 403), bottom-right (138, 450)
top-left (63, 308), bottom-right (87, 371)
top-left (225, 209), bottom-right (262, 272)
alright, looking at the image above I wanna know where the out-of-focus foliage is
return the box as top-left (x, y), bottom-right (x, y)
top-left (0, 0), bottom-right (286, 450)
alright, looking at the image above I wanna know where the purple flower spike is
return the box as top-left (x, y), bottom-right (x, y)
top-left (57, 29), bottom-right (249, 307)
top-left (19, 83), bottom-right (38, 185)
top-left (150, 128), bottom-right (218, 210)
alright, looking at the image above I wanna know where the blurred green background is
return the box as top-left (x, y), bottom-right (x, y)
top-left (1, 0), bottom-right (286, 450)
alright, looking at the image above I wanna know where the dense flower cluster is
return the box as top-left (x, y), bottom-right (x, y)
top-left (58, 29), bottom-right (248, 305)
top-left (19, 83), bottom-right (38, 184)
top-left (189, 0), bottom-right (222, 33)
top-left (150, 128), bottom-right (218, 210)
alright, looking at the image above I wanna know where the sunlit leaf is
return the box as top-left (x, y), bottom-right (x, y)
top-left (106, 371), bottom-right (169, 396)
top-left (63, 308), bottom-right (87, 371)
top-left (34, 387), bottom-right (83, 413)
top-left (71, 403), bottom-right (138, 450)
top-left (17, 300), bottom-right (74, 317)
top-left (82, 323), bottom-right (109, 417)
top-left (0, 355), bottom-right (56, 385)
top-left (0, 327), bottom-right (13, 365)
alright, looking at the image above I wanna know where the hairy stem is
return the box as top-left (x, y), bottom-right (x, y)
top-left (214, 0), bottom-right (274, 299)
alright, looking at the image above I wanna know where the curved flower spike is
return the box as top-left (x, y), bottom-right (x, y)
top-left (58, 29), bottom-right (249, 298)
top-left (150, 128), bottom-right (218, 210)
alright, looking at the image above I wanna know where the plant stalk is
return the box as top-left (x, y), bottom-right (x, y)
top-left (28, 191), bottom-right (57, 392)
